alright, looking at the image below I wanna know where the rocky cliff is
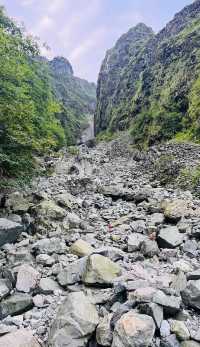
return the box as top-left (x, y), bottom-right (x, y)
top-left (48, 57), bottom-right (96, 144)
top-left (95, 0), bottom-right (200, 145)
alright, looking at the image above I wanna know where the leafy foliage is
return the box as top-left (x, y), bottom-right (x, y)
top-left (0, 7), bottom-right (64, 178)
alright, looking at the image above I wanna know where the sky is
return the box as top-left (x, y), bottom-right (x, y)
top-left (1, 0), bottom-right (193, 82)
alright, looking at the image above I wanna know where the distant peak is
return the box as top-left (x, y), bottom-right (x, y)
top-left (49, 56), bottom-right (74, 76)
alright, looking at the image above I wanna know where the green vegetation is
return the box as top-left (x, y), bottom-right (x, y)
top-left (96, 3), bottom-right (200, 147)
top-left (0, 7), bottom-right (96, 183)
top-left (0, 7), bottom-right (65, 180)
top-left (177, 166), bottom-right (200, 197)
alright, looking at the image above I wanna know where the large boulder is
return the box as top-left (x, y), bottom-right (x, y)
top-left (157, 227), bottom-right (184, 249)
top-left (112, 311), bottom-right (155, 347)
top-left (0, 328), bottom-right (40, 347)
top-left (49, 292), bottom-right (99, 347)
top-left (82, 254), bottom-right (121, 286)
top-left (153, 290), bottom-right (181, 315)
top-left (182, 280), bottom-right (200, 311)
top-left (0, 218), bottom-right (23, 247)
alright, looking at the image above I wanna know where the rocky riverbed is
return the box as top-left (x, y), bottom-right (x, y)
top-left (0, 138), bottom-right (200, 347)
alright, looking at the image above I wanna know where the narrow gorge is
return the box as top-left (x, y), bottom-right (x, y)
top-left (1, 1), bottom-right (200, 347)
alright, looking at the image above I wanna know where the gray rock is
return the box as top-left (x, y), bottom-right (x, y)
top-left (171, 271), bottom-right (187, 294)
top-left (181, 342), bottom-right (200, 347)
top-left (139, 303), bottom-right (163, 328)
top-left (16, 265), bottom-right (40, 293)
top-left (96, 314), bottom-right (113, 346)
top-left (36, 254), bottom-right (55, 266)
top-left (153, 290), bottom-right (181, 315)
top-left (57, 258), bottom-right (86, 286)
top-left (187, 270), bottom-right (200, 281)
top-left (82, 254), bottom-right (121, 286)
top-left (158, 227), bottom-right (184, 249)
top-left (93, 246), bottom-right (125, 261)
top-left (112, 311), bottom-right (155, 347)
top-left (0, 279), bottom-right (12, 300)
top-left (160, 320), bottom-right (171, 337)
top-left (149, 213), bottom-right (164, 226)
top-left (129, 287), bottom-right (157, 303)
top-left (182, 240), bottom-right (198, 257)
top-left (32, 237), bottom-right (67, 255)
top-left (127, 234), bottom-right (147, 252)
top-left (0, 294), bottom-right (33, 318)
top-left (130, 220), bottom-right (146, 233)
top-left (182, 280), bottom-right (200, 311)
top-left (161, 334), bottom-right (181, 347)
top-left (140, 239), bottom-right (159, 257)
top-left (49, 292), bottom-right (99, 347)
top-left (39, 278), bottom-right (61, 294)
top-left (70, 239), bottom-right (94, 257)
top-left (0, 219), bottom-right (23, 247)
top-left (0, 328), bottom-right (40, 347)
top-left (170, 320), bottom-right (190, 341)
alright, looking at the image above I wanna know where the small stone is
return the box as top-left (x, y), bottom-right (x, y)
top-left (140, 239), bottom-right (159, 257)
top-left (96, 314), bottom-right (113, 346)
top-left (36, 254), bottom-right (55, 266)
top-left (57, 258), bottom-right (86, 286)
top-left (129, 287), bottom-right (157, 303)
top-left (170, 320), bottom-right (190, 341)
top-left (82, 254), bottom-right (121, 286)
top-left (16, 265), bottom-right (40, 293)
top-left (0, 219), bottom-right (23, 247)
top-left (139, 303), bottom-right (163, 328)
top-left (160, 320), bottom-right (171, 338)
top-left (127, 234), bottom-right (147, 252)
top-left (182, 280), bottom-right (200, 311)
top-left (33, 295), bottom-right (45, 308)
top-left (161, 334), bottom-right (181, 347)
top-left (163, 199), bottom-right (190, 222)
top-left (39, 278), bottom-right (61, 294)
top-left (32, 237), bottom-right (67, 255)
top-left (158, 227), bottom-right (184, 248)
top-left (153, 291), bottom-right (181, 315)
top-left (70, 239), bottom-right (94, 257)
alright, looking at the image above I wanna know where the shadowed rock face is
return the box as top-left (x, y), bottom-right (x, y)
top-left (95, 0), bottom-right (200, 144)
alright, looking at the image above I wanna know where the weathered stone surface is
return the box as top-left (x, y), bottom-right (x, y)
top-left (153, 290), bottom-right (181, 315)
top-left (49, 292), bottom-right (99, 347)
top-left (93, 247), bottom-right (125, 261)
top-left (82, 254), bottom-right (121, 285)
top-left (170, 320), bottom-right (190, 341)
top-left (5, 192), bottom-right (31, 214)
top-left (32, 237), bottom-right (67, 255)
top-left (16, 265), bottom-right (40, 293)
top-left (96, 314), bottom-right (113, 346)
top-left (0, 279), bottom-right (11, 300)
top-left (140, 239), bottom-right (159, 257)
top-left (129, 287), bottom-right (156, 303)
top-left (70, 239), bottom-right (94, 257)
top-left (161, 334), bottom-right (181, 347)
top-left (0, 219), bottom-right (23, 247)
top-left (158, 227), bottom-right (184, 248)
top-left (112, 311), bottom-right (155, 347)
top-left (57, 258), bottom-right (86, 286)
top-left (0, 328), bottom-right (40, 347)
top-left (36, 200), bottom-right (66, 219)
top-left (0, 294), bottom-right (33, 318)
top-left (127, 234), bottom-right (146, 252)
top-left (187, 270), bottom-right (200, 281)
top-left (39, 278), bottom-right (61, 294)
top-left (181, 280), bottom-right (200, 311)
top-left (163, 200), bottom-right (190, 222)
top-left (139, 303), bottom-right (163, 328)
top-left (171, 271), bottom-right (187, 294)
top-left (181, 342), bottom-right (200, 347)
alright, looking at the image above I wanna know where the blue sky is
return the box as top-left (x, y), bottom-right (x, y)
top-left (1, 0), bottom-right (192, 82)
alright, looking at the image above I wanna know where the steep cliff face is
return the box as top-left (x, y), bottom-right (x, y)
top-left (48, 57), bottom-right (96, 144)
top-left (95, 24), bottom-right (154, 133)
top-left (95, 0), bottom-right (200, 145)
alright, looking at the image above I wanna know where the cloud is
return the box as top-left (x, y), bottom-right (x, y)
top-left (20, 0), bottom-right (35, 6)
top-left (34, 15), bottom-right (54, 35)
